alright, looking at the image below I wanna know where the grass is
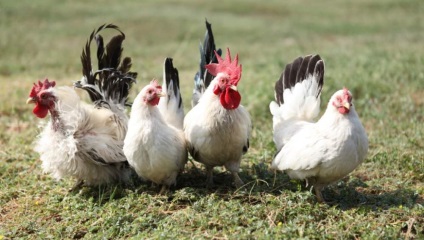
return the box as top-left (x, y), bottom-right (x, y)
top-left (1, 0), bottom-right (423, 238)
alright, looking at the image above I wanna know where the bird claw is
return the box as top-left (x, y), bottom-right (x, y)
top-left (69, 179), bottom-right (84, 192)
top-left (158, 185), bottom-right (169, 195)
top-left (206, 167), bottom-right (214, 188)
top-left (314, 186), bottom-right (327, 204)
top-left (232, 172), bottom-right (244, 189)
top-left (206, 176), bottom-right (214, 189)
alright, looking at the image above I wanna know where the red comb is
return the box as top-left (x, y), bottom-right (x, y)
top-left (205, 48), bottom-right (242, 86)
top-left (29, 79), bottom-right (56, 97)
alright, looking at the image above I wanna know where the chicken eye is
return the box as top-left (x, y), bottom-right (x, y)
top-left (41, 94), bottom-right (48, 99)
top-left (148, 90), bottom-right (153, 94)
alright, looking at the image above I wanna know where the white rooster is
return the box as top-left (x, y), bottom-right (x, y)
top-left (184, 21), bottom-right (251, 188)
top-left (270, 54), bottom-right (368, 202)
top-left (123, 58), bottom-right (187, 194)
top-left (27, 24), bottom-right (137, 190)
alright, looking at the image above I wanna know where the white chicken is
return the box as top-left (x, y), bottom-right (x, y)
top-left (123, 58), bottom-right (187, 194)
top-left (270, 54), bottom-right (368, 202)
top-left (27, 24), bottom-right (137, 190)
top-left (184, 21), bottom-right (251, 188)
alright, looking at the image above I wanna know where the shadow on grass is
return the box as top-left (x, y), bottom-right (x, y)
top-left (70, 162), bottom-right (422, 212)
top-left (323, 178), bottom-right (422, 211)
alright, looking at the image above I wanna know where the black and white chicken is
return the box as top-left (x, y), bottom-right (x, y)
top-left (270, 54), bottom-right (368, 202)
top-left (27, 24), bottom-right (137, 190)
top-left (184, 21), bottom-right (252, 188)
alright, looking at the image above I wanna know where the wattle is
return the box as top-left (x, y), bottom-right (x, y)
top-left (33, 104), bottom-right (49, 118)
top-left (338, 106), bottom-right (350, 114)
top-left (220, 88), bottom-right (241, 110)
top-left (149, 97), bottom-right (160, 106)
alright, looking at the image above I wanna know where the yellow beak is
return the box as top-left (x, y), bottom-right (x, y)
top-left (26, 97), bottom-right (36, 104)
top-left (158, 92), bottom-right (166, 97)
top-left (229, 85), bottom-right (238, 91)
top-left (343, 102), bottom-right (351, 110)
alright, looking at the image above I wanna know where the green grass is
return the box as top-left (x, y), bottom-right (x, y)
top-left (1, 0), bottom-right (423, 238)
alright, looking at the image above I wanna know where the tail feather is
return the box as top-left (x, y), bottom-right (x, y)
top-left (271, 54), bottom-right (325, 122)
top-left (75, 24), bottom-right (137, 108)
top-left (192, 20), bottom-right (222, 107)
top-left (164, 58), bottom-right (182, 108)
top-left (158, 58), bottom-right (184, 129)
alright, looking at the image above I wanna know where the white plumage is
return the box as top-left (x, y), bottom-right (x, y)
top-left (184, 84), bottom-right (251, 187)
top-left (184, 22), bottom-right (251, 188)
top-left (33, 86), bottom-right (130, 186)
top-left (27, 24), bottom-right (137, 189)
top-left (270, 54), bottom-right (368, 202)
top-left (123, 59), bottom-right (187, 193)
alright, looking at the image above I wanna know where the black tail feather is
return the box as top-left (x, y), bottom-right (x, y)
top-left (76, 24), bottom-right (137, 107)
top-left (274, 54), bottom-right (324, 105)
top-left (164, 58), bottom-right (182, 108)
top-left (201, 20), bottom-right (222, 89)
top-left (192, 20), bottom-right (222, 106)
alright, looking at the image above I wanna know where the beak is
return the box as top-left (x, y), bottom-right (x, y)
top-left (26, 97), bottom-right (36, 104)
top-left (229, 85), bottom-right (238, 91)
top-left (343, 102), bottom-right (351, 110)
top-left (158, 91), bottom-right (166, 97)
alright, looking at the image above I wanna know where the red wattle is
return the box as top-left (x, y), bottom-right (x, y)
top-left (338, 107), bottom-right (350, 114)
top-left (149, 97), bottom-right (160, 106)
top-left (213, 84), bottom-right (221, 95)
top-left (220, 88), bottom-right (241, 110)
top-left (33, 104), bottom-right (49, 118)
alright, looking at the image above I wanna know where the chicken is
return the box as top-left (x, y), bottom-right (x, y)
top-left (269, 54), bottom-right (368, 202)
top-left (184, 22), bottom-right (251, 188)
top-left (123, 58), bottom-right (187, 194)
top-left (26, 24), bottom-right (137, 190)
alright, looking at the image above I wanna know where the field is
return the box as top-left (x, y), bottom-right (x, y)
top-left (0, 0), bottom-right (423, 238)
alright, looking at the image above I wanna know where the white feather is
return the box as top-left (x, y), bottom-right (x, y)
top-left (157, 79), bottom-right (184, 130)
top-left (271, 88), bottom-right (368, 187)
top-left (184, 78), bottom-right (251, 173)
top-left (270, 76), bottom-right (322, 151)
top-left (124, 87), bottom-right (187, 187)
top-left (34, 86), bottom-right (130, 186)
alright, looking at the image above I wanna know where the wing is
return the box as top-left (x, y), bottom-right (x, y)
top-left (75, 105), bottom-right (128, 165)
top-left (272, 125), bottom-right (330, 173)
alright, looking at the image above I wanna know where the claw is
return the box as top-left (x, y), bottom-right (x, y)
top-left (232, 172), bottom-right (244, 189)
top-left (69, 179), bottom-right (84, 192)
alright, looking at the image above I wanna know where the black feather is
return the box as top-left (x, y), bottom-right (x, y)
top-left (75, 24), bottom-right (137, 107)
top-left (95, 34), bottom-right (105, 70)
top-left (274, 54), bottom-right (324, 105)
top-left (296, 55), bottom-right (312, 83)
top-left (192, 20), bottom-right (222, 106)
top-left (288, 57), bottom-right (303, 87)
top-left (274, 71), bottom-right (285, 106)
top-left (164, 58), bottom-right (183, 108)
